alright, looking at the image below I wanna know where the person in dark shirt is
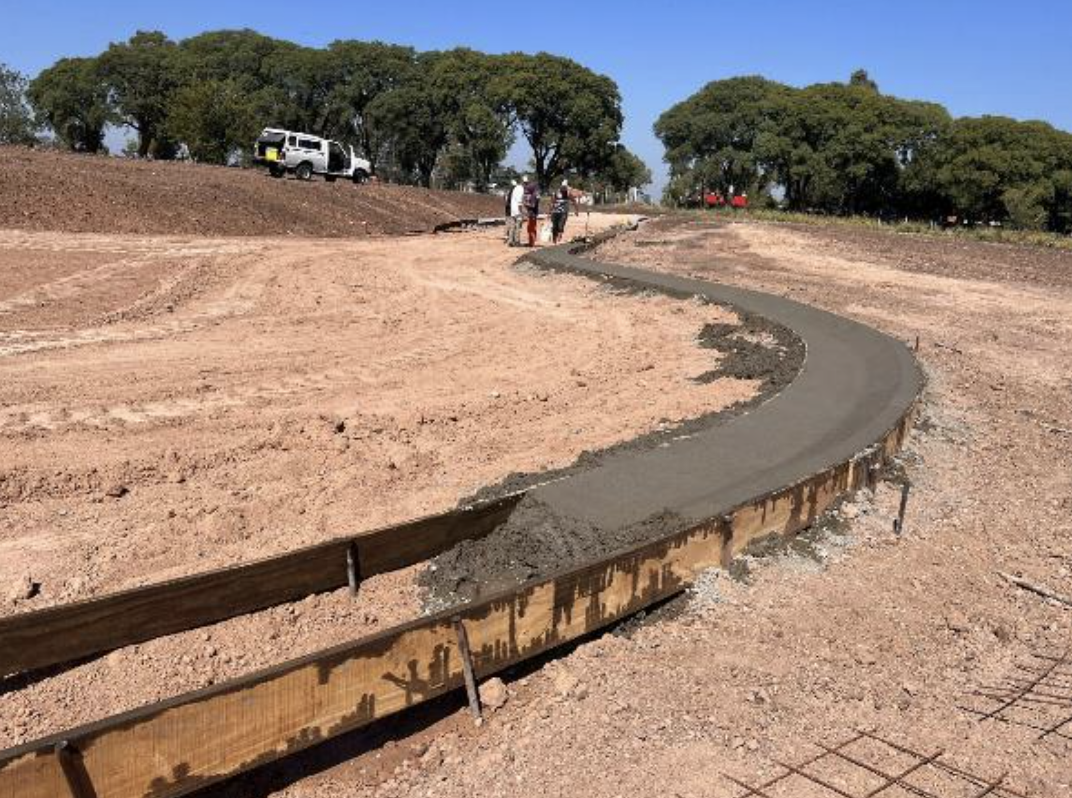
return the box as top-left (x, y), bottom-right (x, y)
top-left (522, 177), bottom-right (540, 247)
top-left (550, 179), bottom-right (573, 244)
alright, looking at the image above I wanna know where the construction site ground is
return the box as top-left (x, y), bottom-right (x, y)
top-left (1, 154), bottom-right (1070, 798)
top-left (198, 216), bottom-right (1068, 798)
top-left (0, 175), bottom-right (762, 755)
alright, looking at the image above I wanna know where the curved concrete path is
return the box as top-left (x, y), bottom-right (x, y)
top-left (0, 228), bottom-right (924, 798)
top-left (524, 233), bottom-right (922, 531)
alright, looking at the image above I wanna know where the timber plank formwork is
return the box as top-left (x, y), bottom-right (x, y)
top-left (0, 495), bottom-right (521, 676)
top-left (0, 230), bottom-right (923, 797)
top-left (0, 410), bottom-right (913, 798)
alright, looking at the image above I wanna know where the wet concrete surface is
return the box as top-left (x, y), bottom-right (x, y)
top-left (422, 227), bottom-right (921, 610)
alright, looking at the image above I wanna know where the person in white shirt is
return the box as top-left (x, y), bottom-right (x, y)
top-left (506, 177), bottom-right (526, 247)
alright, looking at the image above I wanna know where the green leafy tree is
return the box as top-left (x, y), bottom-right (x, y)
top-left (98, 31), bottom-right (181, 157)
top-left (28, 57), bottom-right (114, 153)
top-left (25, 31), bottom-right (634, 195)
top-left (1002, 184), bottom-right (1050, 230)
top-left (175, 29), bottom-right (295, 91)
top-left (0, 62), bottom-right (38, 145)
top-left (594, 144), bottom-right (651, 192)
top-left (928, 116), bottom-right (1072, 228)
top-left (170, 30), bottom-right (295, 162)
top-left (365, 53), bottom-right (453, 186)
top-left (656, 72), bottom-right (951, 216)
top-left (425, 49), bottom-right (513, 190)
top-left (166, 79), bottom-right (260, 164)
top-left (498, 52), bottom-right (623, 189)
top-left (662, 172), bottom-right (698, 206)
top-left (656, 75), bottom-right (789, 198)
top-left (777, 82), bottom-right (949, 214)
top-left (849, 68), bottom-right (879, 91)
top-left (451, 101), bottom-right (513, 188)
top-left (326, 40), bottom-right (417, 171)
top-left (266, 45), bottom-right (344, 137)
top-left (1048, 167), bottom-right (1072, 234)
top-left (364, 48), bottom-right (512, 188)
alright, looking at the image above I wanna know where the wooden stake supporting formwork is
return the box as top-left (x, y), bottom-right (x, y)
top-left (0, 404), bottom-right (917, 798)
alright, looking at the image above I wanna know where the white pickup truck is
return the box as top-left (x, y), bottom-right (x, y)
top-left (253, 128), bottom-right (372, 183)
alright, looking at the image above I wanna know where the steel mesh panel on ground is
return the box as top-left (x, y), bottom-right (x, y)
top-left (961, 649), bottom-right (1072, 743)
top-left (726, 730), bottom-right (1026, 798)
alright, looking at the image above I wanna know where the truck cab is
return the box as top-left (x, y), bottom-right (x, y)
top-left (254, 128), bottom-right (371, 183)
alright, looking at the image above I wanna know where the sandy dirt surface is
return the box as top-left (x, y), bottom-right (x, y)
top-left (207, 216), bottom-right (1072, 798)
top-left (0, 146), bottom-right (500, 237)
top-left (0, 214), bottom-right (758, 746)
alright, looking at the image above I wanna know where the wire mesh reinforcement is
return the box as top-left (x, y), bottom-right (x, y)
top-left (725, 730), bottom-right (1027, 798)
top-left (961, 649), bottom-right (1072, 743)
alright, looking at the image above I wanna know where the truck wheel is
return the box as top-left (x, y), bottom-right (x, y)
top-left (295, 162), bottom-right (314, 181)
top-left (268, 164), bottom-right (284, 178)
top-left (352, 169), bottom-right (369, 185)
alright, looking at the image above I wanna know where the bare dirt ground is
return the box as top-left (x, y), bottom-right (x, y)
top-left (0, 214), bottom-right (758, 747)
top-left (204, 216), bottom-right (1072, 798)
top-left (0, 146), bottom-right (500, 237)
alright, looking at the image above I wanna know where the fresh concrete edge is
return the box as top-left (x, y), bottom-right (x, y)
top-left (0, 230), bottom-right (922, 798)
top-left (522, 224), bottom-right (921, 532)
top-left (0, 218), bottom-right (793, 679)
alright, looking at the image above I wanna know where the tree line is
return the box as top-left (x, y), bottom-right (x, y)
top-left (656, 71), bottom-right (1072, 232)
top-left (0, 30), bottom-right (650, 193)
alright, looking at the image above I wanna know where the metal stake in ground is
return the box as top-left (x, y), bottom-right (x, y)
top-left (346, 541), bottom-right (361, 598)
top-left (452, 616), bottom-right (483, 724)
top-left (55, 740), bottom-right (97, 798)
top-left (893, 482), bottom-right (911, 535)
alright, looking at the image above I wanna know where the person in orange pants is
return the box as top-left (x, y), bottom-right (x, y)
top-left (522, 176), bottom-right (540, 246)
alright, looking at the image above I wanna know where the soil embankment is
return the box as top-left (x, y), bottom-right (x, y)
top-left (0, 146), bottom-right (500, 237)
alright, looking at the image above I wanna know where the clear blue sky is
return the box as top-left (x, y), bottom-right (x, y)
top-left (4, 1), bottom-right (1071, 194)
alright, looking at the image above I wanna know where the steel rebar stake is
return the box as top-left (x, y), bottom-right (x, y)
top-left (55, 740), bottom-right (96, 798)
top-left (346, 541), bottom-right (361, 598)
top-left (452, 616), bottom-right (483, 723)
top-left (893, 482), bottom-right (911, 535)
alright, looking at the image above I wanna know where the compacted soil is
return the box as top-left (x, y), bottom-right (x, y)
top-left (0, 214), bottom-right (758, 746)
top-left (0, 146), bottom-right (500, 237)
top-left (199, 216), bottom-right (1072, 798)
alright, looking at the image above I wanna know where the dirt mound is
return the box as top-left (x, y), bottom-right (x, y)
top-left (0, 146), bottom-right (500, 237)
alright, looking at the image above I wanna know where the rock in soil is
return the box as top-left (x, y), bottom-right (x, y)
top-left (479, 677), bottom-right (509, 711)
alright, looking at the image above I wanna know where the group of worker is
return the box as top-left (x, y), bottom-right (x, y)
top-left (503, 175), bottom-right (579, 247)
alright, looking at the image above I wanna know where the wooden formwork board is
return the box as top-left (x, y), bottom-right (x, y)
top-left (0, 407), bottom-right (915, 798)
top-left (0, 494), bottom-right (521, 676)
